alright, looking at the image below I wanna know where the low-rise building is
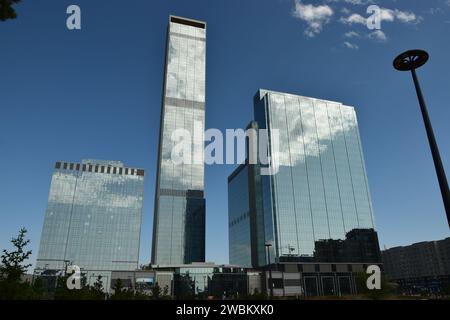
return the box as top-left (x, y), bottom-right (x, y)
top-left (260, 262), bottom-right (378, 297)
top-left (382, 237), bottom-right (450, 294)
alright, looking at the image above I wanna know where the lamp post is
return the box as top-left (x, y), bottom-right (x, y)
top-left (393, 49), bottom-right (450, 228)
top-left (264, 243), bottom-right (273, 299)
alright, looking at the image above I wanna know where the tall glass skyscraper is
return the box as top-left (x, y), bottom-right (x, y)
top-left (152, 16), bottom-right (206, 265)
top-left (229, 89), bottom-right (378, 267)
top-left (36, 160), bottom-right (145, 275)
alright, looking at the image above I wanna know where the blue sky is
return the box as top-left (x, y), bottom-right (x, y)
top-left (1, 0), bottom-right (449, 268)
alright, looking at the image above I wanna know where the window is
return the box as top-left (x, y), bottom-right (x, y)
top-left (271, 278), bottom-right (283, 289)
top-left (170, 16), bottom-right (205, 29)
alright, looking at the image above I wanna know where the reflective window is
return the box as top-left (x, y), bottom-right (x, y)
top-left (36, 159), bottom-right (144, 272)
top-left (253, 90), bottom-right (376, 261)
top-left (228, 165), bottom-right (252, 267)
top-left (153, 18), bottom-right (207, 265)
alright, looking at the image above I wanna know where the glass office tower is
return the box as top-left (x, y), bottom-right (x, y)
top-left (152, 16), bottom-right (206, 265)
top-left (228, 164), bottom-right (252, 267)
top-left (36, 159), bottom-right (145, 273)
top-left (229, 89), bottom-right (378, 267)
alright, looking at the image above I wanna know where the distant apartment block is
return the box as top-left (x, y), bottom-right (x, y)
top-left (382, 237), bottom-right (450, 294)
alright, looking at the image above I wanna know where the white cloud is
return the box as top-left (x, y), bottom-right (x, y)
top-left (344, 0), bottom-right (366, 4)
top-left (344, 41), bottom-right (359, 49)
top-left (344, 30), bottom-right (360, 38)
top-left (368, 30), bottom-right (387, 41)
top-left (327, 0), bottom-right (370, 5)
top-left (340, 13), bottom-right (366, 25)
top-left (341, 7), bottom-right (351, 15)
top-left (394, 9), bottom-right (419, 23)
top-left (292, 1), bottom-right (334, 37)
top-left (427, 8), bottom-right (443, 15)
top-left (379, 8), bottom-right (396, 22)
top-left (340, 7), bottom-right (421, 26)
top-left (49, 172), bottom-right (144, 208)
top-left (291, 1), bottom-right (422, 42)
top-left (267, 92), bottom-right (358, 167)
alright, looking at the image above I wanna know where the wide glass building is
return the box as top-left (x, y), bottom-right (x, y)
top-left (35, 159), bottom-right (145, 278)
top-left (152, 16), bottom-right (206, 265)
top-left (228, 89), bottom-right (379, 267)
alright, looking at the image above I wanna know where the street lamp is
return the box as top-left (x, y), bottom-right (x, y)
top-left (393, 49), bottom-right (450, 228)
top-left (264, 243), bottom-right (274, 299)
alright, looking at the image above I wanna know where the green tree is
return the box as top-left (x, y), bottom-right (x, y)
top-left (0, 228), bottom-right (34, 299)
top-left (355, 272), bottom-right (397, 300)
top-left (243, 288), bottom-right (267, 300)
top-left (0, 228), bottom-right (32, 281)
top-left (30, 277), bottom-right (45, 299)
top-left (54, 274), bottom-right (75, 300)
top-left (54, 273), bottom-right (94, 300)
top-left (0, 0), bottom-right (22, 21)
top-left (90, 275), bottom-right (106, 300)
top-left (151, 282), bottom-right (162, 299)
top-left (162, 285), bottom-right (170, 298)
top-left (133, 289), bottom-right (151, 300)
top-left (110, 278), bottom-right (136, 300)
top-left (113, 278), bottom-right (124, 294)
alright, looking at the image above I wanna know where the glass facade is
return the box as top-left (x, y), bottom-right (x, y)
top-left (172, 266), bottom-right (249, 299)
top-left (152, 16), bottom-right (206, 265)
top-left (228, 164), bottom-right (252, 267)
top-left (228, 89), bottom-right (378, 268)
top-left (254, 89), bottom-right (376, 265)
top-left (36, 159), bottom-right (145, 272)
